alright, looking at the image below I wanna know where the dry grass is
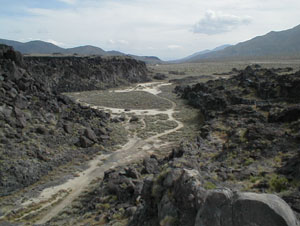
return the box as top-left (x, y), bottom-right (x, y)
top-left (150, 60), bottom-right (300, 82)
top-left (67, 91), bottom-right (172, 110)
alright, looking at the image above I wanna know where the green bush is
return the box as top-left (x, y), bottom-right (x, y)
top-left (204, 181), bottom-right (217, 190)
top-left (269, 175), bottom-right (288, 192)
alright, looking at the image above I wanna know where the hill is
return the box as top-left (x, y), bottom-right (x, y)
top-left (0, 39), bottom-right (64, 54)
top-left (129, 55), bottom-right (162, 65)
top-left (0, 44), bottom-right (150, 196)
top-left (63, 45), bottom-right (107, 55)
top-left (0, 39), bottom-right (163, 64)
top-left (171, 44), bottom-right (231, 63)
top-left (186, 24), bottom-right (300, 62)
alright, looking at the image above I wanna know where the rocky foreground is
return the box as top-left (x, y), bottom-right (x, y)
top-left (1, 44), bottom-right (300, 226)
top-left (43, 66), bottom-right (300, 226)
top-left (0, 44), bottom-right (150, 197)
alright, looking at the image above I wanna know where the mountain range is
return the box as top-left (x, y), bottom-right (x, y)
top-left (1, 23), bottom-right (300, 63)
top-left (171, 44), bottom-right (231, 63)
top-left (0, 39), bottom-right (162, 64)
top-left (182, 24), bottom-right (300, 63)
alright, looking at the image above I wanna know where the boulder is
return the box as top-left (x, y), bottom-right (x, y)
top-left (130, 116), bottom-right (139, 123)
top-left (124, 167), bottom-right (140, 179)
top-left (36, 126), bottom-right (47, 135)
top-left (142, 157), bottom-right (159, 174)
top-left (63, 123), bottom-right (72, 134)
top-left (77, 136), bottom-right (94, 148)
top-left (84, 127), bottom-right (97, 142)
top-left (153, 73), bottom-right (167, 80)
top-left (268, 106), bottom-right (300, 123)
top-left (195, 188), bottom-right (299, 226)
top-left (195, 188), bottom-right (233, 226)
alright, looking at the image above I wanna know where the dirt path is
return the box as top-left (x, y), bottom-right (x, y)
top-left (1, 82), bottom-right (183, 224)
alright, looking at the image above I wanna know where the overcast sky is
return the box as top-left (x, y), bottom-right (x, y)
top-left (0, 0), bottom-right (299, 60)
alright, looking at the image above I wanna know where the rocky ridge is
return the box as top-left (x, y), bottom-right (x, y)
top-left (0, 44), bottom-right (150, 198)
top-left (130, 66), bottom-right (300, 225)
top-left (24, 55), bottom-right (150, 93)
top-left (46, 66), bottom-right (300, 226)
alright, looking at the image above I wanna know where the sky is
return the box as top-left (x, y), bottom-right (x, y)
top-left (0, 0), bottom-right (299, 60)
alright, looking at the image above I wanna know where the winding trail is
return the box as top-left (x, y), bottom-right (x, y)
top-left (2, 82), bottom-right (183, 224)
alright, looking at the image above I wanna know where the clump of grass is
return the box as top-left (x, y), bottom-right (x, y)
top-left (244, 157), bottom-right (254, 166)
top-left (68, 91), bottom-right (172, 110)
top-left (160, 216), bottom-right (179, 226)
top-left (268, 175), bottom-right (289, 193)
top-left (204, 181), bottom-right (217, 190)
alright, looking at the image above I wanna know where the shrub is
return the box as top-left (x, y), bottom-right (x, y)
top-left (269, 175), bottom-right (288, 192)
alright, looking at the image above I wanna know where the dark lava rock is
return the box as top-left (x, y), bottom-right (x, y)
top-left (153, 73), bottom-right (167, 80)
top-left (128, 66), bottom-right (300, 226)
top-left (84, 127), bottom-right (97, 142)
top-left (24, 55), bottom-right (151, 93)
top-left (129, 116), bottom-right (139, 123)
top-left (125, 206), bottom-right (137, 217)
top-left (63, 123), bottom-right (72, 134)
top-left (124, 167), bottom-right (140, 179)
top-left (111, 117), bottom-right (122, 123)
top-left (142, 157), bottom-right (159, 174)
top-left (0, 45), bottom-right (147, 195)
top-left (268, 106), bottom-right (300, 123)
top-left (36, 126), bottom-right (47, 135)
top-left (195, 188), bottom-right (299, 226)
top-left (129, 168), bottom-right (299, 226)
top-left (77, 136), bottom-right (94, 148)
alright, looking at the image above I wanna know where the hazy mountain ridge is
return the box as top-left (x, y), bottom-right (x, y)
top-left (2, 24), bottom-right (300, 64)
top-left (0, 39), bottom-right (162, 64)
top-left (186, 24), bottom-right (300, 62)
top-left (171, 44), bottom-right (231, 63)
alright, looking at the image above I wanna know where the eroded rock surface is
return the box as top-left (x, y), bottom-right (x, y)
top-left (196, 188), bottom-right (299, 226)
top-left (0, 45), bottom-right (150, 196)
top-left (34, 64), bottom-right (300, 226)
top-left (24, 55), bottom-right (150, 93)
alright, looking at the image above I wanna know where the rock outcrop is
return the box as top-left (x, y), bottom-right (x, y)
top-left (0, 45), bottom-right (150, 196)
top-left (127, 66), bottom-right (300, 225)
top-left (196, 188), bottom-right (298, 226)
top-left (41, 65), bottom-right (300, 225)
top-left (128, 168), bottom-right (299, 226)
top-left (24, 55), bottom-right (150, 93)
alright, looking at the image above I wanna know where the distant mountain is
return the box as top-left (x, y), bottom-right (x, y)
top-left (129, 55), bottom-right (162, 65)
top-left (172, 44), bottom-right (231, 63)
top-left (0, 39), bottom-right (64, 54)
top-left (107, 50), bottom-right (125, 56)
top-left (186, 24), bottom-right (300, 62)
top-left (0, 39), bottom-right (162, 64)
top-left (63, 45), bottom-right (106, 55)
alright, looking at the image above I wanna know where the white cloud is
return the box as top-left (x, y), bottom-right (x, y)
top-left (108, 39), bottom-right (115, 44)
top-left (46, 39), bottom-right (65, 46)
top-left (167, 45), bottom-right (182, 49)
top-left (118, 40), bottom-right (129, 45)
top-left (1, 0), bottom-right (300, 60)
top-left (57, 0), bottom-right (77, 5)
top-left (193, 10), bottom-right (251, 35)
top-left (108, 39), bottom-right (129, 45)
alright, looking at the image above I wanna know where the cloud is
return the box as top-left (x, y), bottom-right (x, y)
top-left (193, 10), bottom-right (251, 35)
top-left (167, 45), bottom-right (182, 49)
top-left (56, 0), bottom-right (77, 5)
top-left (46, 39), bottom-right (65, 46)
top-left (1, 0), bottom-right (299, 60)
top-left (108, 39), bottom-right (129, 45)
top-left (118, 40), bottom-right (129, 45)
